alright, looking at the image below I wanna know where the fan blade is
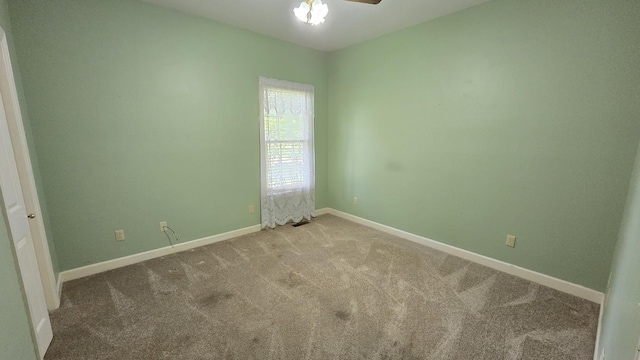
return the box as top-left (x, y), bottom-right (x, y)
top-left (345, 0), bottom-right (381, 4)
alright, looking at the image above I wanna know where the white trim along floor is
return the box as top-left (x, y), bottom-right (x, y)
top-left (55, 208), bottom-right (604, 359)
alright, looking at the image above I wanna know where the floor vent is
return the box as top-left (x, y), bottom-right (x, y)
top-left (292, 220), bottom-right (310, 227)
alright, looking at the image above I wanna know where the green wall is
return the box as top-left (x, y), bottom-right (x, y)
top-left (599, 141), bottom-right (640, 358)
top-left (327, 0), bottom-right (640, 291)
top-left (9, 0), bottom-right (328, 271)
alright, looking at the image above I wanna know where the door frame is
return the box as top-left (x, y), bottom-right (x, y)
top-left (0, 27), bottom-right (58, 310)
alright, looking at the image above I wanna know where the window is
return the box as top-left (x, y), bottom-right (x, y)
top-left (259, 77), bottom-right (315, 228)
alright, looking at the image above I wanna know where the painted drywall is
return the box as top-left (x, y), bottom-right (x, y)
top-left (328, 0), bottom-right (640, 291)
top-left (0, 195), bottom-right (37, 358)
top-left (1, 0), bottom-right (58, 278)
top-left (598, 141), bottom-right (640, 358)
top-left (9, 0), bottom-right (328, 271)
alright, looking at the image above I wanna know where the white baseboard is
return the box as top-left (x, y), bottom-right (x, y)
top-left (326, 209), bottom-right (604, 304)
top-left (57, 207), bottom-right (603, 306)
top-left (56, 274), bottom-right (63, 304)
top-left (58, 224), bottom-right (262, 284)
top-left (58, 208), bottom-right (332, 285)
top-left (593, 300), bottom-right (605, 360)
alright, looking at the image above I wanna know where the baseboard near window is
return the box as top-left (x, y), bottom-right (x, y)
top-left (57, 207), bottom-right (603, 306)
top-left (58, 210), bottom-right (333, 285)
top-left (315, 207), bottom-right (331, 216)
top-left (326, 208), bottom-right (604, 305)
top-left (58, 223), bottom-right (262, 284)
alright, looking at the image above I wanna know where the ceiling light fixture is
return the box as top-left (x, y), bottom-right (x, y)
top-left (293, 0), bottom-right (329, 26)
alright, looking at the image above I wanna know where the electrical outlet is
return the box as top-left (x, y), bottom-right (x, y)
top-left (506, 235), bottom-right (516, 248)
top-left (115, 230), bottom-right (125, 242)
top-left (353, 197), bottom-right (358, 205)
top-left (160, 221), bottom-right (167, 232)
top-left (249, 205), bottom-right (255, 214)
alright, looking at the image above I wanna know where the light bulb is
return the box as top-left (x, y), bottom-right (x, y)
top-left (293, 0), bottom-right (328, 26)
top-left (309, 0), bottom-right (328, 25)
top-left (293, 2), bottom-right (311, 23)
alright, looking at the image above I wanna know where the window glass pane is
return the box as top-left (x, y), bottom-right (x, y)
top-left (265, 90), bottom-right (305, 142)
top-left (266, 141), bottom-right (306, 189)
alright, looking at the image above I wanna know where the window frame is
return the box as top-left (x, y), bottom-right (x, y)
top-left (258, 77), bottom-right (315, 195)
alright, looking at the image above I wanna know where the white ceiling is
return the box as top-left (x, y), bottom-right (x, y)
top-left (140, 0), bottom-right (491, 52)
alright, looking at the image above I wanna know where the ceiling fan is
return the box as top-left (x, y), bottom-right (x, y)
top-left (294, 0), bottom-right (381, 26)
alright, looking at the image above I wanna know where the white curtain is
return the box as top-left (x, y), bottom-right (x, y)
top-left (259, 77), bottom-right (315, 229)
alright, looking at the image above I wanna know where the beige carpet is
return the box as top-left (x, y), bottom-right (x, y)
top-left (45, 214), bottom-right (599, 359)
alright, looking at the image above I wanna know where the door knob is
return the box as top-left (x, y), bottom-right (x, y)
top-left (27, 214), bottom-right (36, 219)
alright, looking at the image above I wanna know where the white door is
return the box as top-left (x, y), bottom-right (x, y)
top-left (0, 91), bottom-right (52, 358)
top-left (0, 30), bottom-right (58, 312)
